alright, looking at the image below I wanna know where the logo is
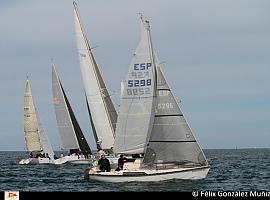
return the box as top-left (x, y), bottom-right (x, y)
top-left (5, 191), bottom-right (19, 200)
top-left (53, 97), bottom-right (60, 105)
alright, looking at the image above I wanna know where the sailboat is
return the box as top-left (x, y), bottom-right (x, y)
top-left (52, 64), bottom-right (93, 164)
top-left (86, 16), bottom-right (210, 182)
top-left (73, 1), bottom-right (118, 166)
top-left (19, 79), bottom-right (55, 165)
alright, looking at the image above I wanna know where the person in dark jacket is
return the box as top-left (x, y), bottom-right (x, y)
top-left (115, 154), bottom-right (127, 171)
top-left (98, 154), bottom-right (111, 172)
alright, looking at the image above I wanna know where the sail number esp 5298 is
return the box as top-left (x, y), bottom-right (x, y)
top-left (126, 63), bottom-right (152, 96)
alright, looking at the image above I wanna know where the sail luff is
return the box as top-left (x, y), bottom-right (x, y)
top-left (143, 19), bottom-right (158, 147)
top-left (73, 1), bottom-right (117, 150)
top-left (144, 19), bottom-right (158, 98)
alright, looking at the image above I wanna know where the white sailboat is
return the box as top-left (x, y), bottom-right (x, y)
top-left (19, 79), bottom-right (55, 165)
top-left (73, 1), bottom-right (118, 166)
top-left (52, 65), bottom-right (93, 164)
top-left (87, 16), bottom-right (210, 182)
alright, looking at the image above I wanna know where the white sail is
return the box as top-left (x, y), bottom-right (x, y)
top-left (113, 18), bottom-right (156, 154)
top-left (73, 1), bottom-right (117, 150)
top-left (52, 65), bottom-right (80, 150)
top-left (23, 79), bottom-right (55, 160)
top-left (37, 113), bottom-right (55, 161)
top-left (24, 80), bottom-right (43, 152)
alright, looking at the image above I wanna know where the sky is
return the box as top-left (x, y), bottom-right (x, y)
top-left (0, 0), bottom-right (269, 151)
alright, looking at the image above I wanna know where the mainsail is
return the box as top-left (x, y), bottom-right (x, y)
top-left (114, 17), bottom-right (156, 154)
top-left (73, 1), bottom-right (117, 151)
top-left (52, 65), bottom-right (91, 154)
top-left (23, 79), bottom-right (55, 159)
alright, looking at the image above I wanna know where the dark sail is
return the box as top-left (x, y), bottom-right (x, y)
top-left (85, 93), bottom-right (101, 150)
top-left (61, 83), bottom-right (92, 154)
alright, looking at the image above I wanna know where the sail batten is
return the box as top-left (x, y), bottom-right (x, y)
top-left (73, 2), bottom-right (117, 150)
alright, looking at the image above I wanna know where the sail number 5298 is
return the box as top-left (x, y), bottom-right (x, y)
top-left (128, 79), bottom-right (151, 87)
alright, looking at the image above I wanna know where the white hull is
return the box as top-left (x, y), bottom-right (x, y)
top-left (88, 166), bottom-right (210, 182)
top-left (19, 157), bottom-right (54, 165)
top-left (54, 154), bottom-right (93, 165)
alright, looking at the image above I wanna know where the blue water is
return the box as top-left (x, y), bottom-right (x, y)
top-left (0, 149), bottom-right (269, 191)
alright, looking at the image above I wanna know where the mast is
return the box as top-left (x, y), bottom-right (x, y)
top-left (144, 18), bottom-right (158, 97)
top-left (73, 1), bottom-right (117, 151)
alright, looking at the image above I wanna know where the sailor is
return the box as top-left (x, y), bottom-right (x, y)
top-left (115, 154), bottom-right (127, 171)
top-left (98, 154), bottom-right (111, 172)
top-left (29, 152), bottom-right (33, 158)
top-left (97, 149), bottom-right (105, 158)
top-left (45, 153), bottom-right (50, 160)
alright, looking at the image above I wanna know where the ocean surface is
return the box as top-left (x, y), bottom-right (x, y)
top-left (0, 149), bottom-right (269, 192)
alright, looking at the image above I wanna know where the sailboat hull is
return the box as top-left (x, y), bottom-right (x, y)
top-left (18, 157), bottom-right (54, 165)
top-left (87, 166), bottom-right (210, 182)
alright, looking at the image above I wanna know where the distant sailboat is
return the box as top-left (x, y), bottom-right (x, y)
top-left (87, 16), bottom-right (210, 182)
top-left (52, 64), bottom-right (93, 164)
top-left (19, 79), bottom-right (55, 165)
top-left (73, 1), bottom-right (118, 154)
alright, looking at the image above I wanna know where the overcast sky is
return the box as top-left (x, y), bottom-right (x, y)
top-left (0, 0), bottom-right (269, 151)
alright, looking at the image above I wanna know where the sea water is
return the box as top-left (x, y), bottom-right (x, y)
top-left (0, 149), bottom-right (269, 192)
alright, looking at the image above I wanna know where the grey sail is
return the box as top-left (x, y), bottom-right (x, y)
top-left (142, 38), bottom-right (208, 167)
top-left (114, 18), bottom-right (156, 155)
top-left (52, 65), bottom-right (91, 154)
top-left (73, 1), bottom-right (117, 150)
top-left (52, 65), bottom-right (79, 150)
